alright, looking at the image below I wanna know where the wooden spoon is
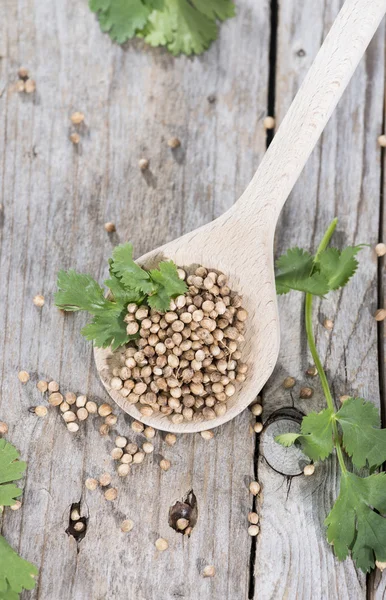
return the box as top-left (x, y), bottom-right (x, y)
top-left (95, 0), bottom-right (386, 433)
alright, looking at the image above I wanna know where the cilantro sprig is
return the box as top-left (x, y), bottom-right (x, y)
top-left (55, 243), bottom-right (187, 350)
top-left (89, 0), bottom-right (235, 56)
top-left (275, 219), bottom-right (386, 572)
top-left (0, 440), bottom-right (38, 599)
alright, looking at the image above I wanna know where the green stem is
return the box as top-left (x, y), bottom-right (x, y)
top-left (304, 218), bottom-right (347, 474)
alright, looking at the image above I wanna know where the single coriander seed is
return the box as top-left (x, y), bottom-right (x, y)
top-left (115, 436), bottom-right (127, 448)
top-left (375, 242), bottom-right (386, 257)
top-left (18, 370), bottom-right (30, 383)
top-left (249, 481), bottom-right (260, 496)
top-left (167, 137), bottom-right (180, 149)
top-left (70, 111), bottom-right (85, 125)
top-left (18, 67), bottom-right (29, 79)
top-left (203, 565), bottom-right (216, 578)
top-left (248, 512), bottom-right (259, 524)
top-left (323, 318), bottom-right (334, 330)
top-left (99, 473), bottom-right (111, 487)
top-left (104, 488), bottom-right (118, 501)
top-left (378, 134), bottom-right (386, 147)
top-left (339, 395), bottom-right (350, 403)
top-left (37, 380), bottom-right (48, 393)
top-left (35, 405), bottom-right (48, 417)
top-left (86, 401), bottom-right (98, 414)
top-left (11, 500), bottom-right (22, 511)
top-left (376, 560), bottom-right (386, 571)
top-left (250, 403), bottom-right (262, 416)
top-left (176, 518), bottom-right (189, 530)
top-left (73, 521), bottom-right (85, 532)
top-left (70, 132), bottom-right (80, 144)
top-left (263, 116), bottom-right (275, 129)
top-left (0, 422), bottom-right (9, 435)
top-left (67, 422), bottom-right (79, 433)
top-left (48, 380), bottom-right (59, 392)
top-left (375, 308), bottom-right (386, 321)
top-left (142, 442), bottom-right (154, 454)
top-left (306, 366), bottom-right (318, 377)
top-left (48, 392), bottom-right (63, 406)
top-left (98, 403), bottom-right (112, 417)
top-left (248, 525), bottom-right (260, 536)
top-left (121, 519), bottom-right (134, 533)
top-left (133, 451), bottom-right (145, 464)
top-left (138, 158), bottom-right (149, 171)
top-left (77, 408), bottom-right (88, 421)
top-left (159, 459), bottom-right (171, 471)
top-left (144, 426), bottom-right (156, 439)
top-left (155, 538), bottom-right (168, 551)
top-left (117, 463), bottom-right (130, 477)
top-left (33, 294), bottom-right (45, 307)
top-left (200, 430), bottom-right (214, 440)
top-left (85, 478), bottom-right (98, 491)
top-left (132, 421), bottom-right (144, 433)
top-left (253, 422), bottom-right (263, 434)
top-left (71, 508), bottom-right (80, 521)
top-left (303, 464), bottom-right (315, 476)
top-left (104, 222), bottom-right (116, 233)
top-left (299, 387), bottom-right (313, 399)
top-left (283, 376), bottom-right (295, 389)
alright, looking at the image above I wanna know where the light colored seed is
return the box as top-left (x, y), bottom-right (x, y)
top-left (104, 222), bottom-right (116, 232)
top-left (132, 421), bottom-right (144, 433)
top-left (253, 422), bottom-right (263, 433)
top-left (249, 481), bottom-right (260, 495)
top-left (306, 366), bottom-right (318, 377)
top-left (139, 158), bottom-right (149, 171)
top-left (49, 392), bottom-right (63, 406)
top-left (33, 294), bottom-right (45, 307)
top-left (144, 426), bottom-right (156, 439)
top-left (140, 405), bottom-right (153, 417)
top-left (67, 422), bottom-right (79, 433)
top-left (60, 401), bottom-right (70, 413)
top-left (299, 387), bottom-right (313, 399)
top-left (36, 380), bottom-right (48, 393)
top-left (142, 442), bottom-right (154, 454)
top-left (376, 560), bottom-right (386, 571)
top-left (73, 521), bottom-right (85, 532)
top-left (171, 414), bottom-right (184, 424)
top-left (105, 488), bottom-right (118, 501)
top-left (248, 512), bottom-right (259, 524)
top-left (120, 453), bottom-right (132, 464)
top-left (133, 451), bottom-right (145, 464)
top-left (115, 436), bottom-right (127, 448)
top-left (155, 537), bottom-right (168, 551)
top-left (378, 134), bottom-right (386, 147)
top-left (99, 473), bottom-right (111, 487)
top-left (75, 395), bottom-right (86, 407)
top-left (10, 500), bottom-right (22, 511)
top-left (225, 383), bottom-right (236, 397)
top-left (98, 403), bottom-right (112, 417)
top-left (248, 525), bottom-right (260, 537)
top-left (375, 308), bottom-right (386, 321)
top-left (160, 459), bottom-right (171, 471)
top-left (126, 322), bottom-right (139, 335)
top-left (85, 478), bottom-right (98, 491)
top-left (200, 430), bottom-right (214, 440)
top-left (263, 115), bottom-right (275, 129)
top-left (165, 433), bottom-right (177, 446)
top-left (126, 443), bottom-right (138, 455)
top-left (203, 565), bottom-right (216, 578)
top-left (111, 447), bottom-right (123, 460)
top-left (111, 376), bottom-right (123, 390)
top-left (18, 66), bottom-right (29, 79)
top-left (339, 395), bottom-right (350, 404)
top-left (0, 421), bottom-right (8, 435)
top-left (99, 423), bottom-right (110, 436)
top-left (375, 243), bottom-right (386, 257)
top-left (85, 401), bottom-right (98, 414)
top-left (167, 137), bottom-right (180, 148)
top-left (283, 377), bottom-right (296, 389)
top-left (176, 518), bottom-right (189, 530)
top-left (25, 78), bottom-right (36, 93)
top-left (251, 403), bottom-right (262, 416)
top-left (70, 111), bottom-right (85, 125)
top-left (18, 370), bottom-right (30, 383)
top-left (62, 411), bottom-right (76, 423)
top-left (121, 519), bottom-right (134, 532)
top-left (65, 392), bottom-right (76, 405)
top-left (35, 405), bottom-right (48, 417)
top-left (71, 508), bottom-right (80, 521)
top-left (323, 318), bottom-right (334, 330)
top-left (118, 463), bottom-right (130, 477)
top-left (70, 132), bottom-right (80, 144)
top-left (303, 464), bottom-right (315, 476)
top-left (77, 408), bottom-right (88, 421)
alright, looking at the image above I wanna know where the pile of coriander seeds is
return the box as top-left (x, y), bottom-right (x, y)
top-left (109, 266), bottom-right (248, 424)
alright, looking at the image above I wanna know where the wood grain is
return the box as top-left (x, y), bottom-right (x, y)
top-left (0, 0), bottom-right (269, 599)
top-left (255, 1), bottom-right (386, 598)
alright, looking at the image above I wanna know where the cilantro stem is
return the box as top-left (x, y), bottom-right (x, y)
top-left (304, 218), bottom-right (347, 474)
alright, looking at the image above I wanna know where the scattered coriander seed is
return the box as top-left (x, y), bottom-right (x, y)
top-left (323, 318), bottom-right (334, 330)
top-left (70, 132), bottom-right (80, 144)
top-left (144, 426), bottom-right (156, 439)
top-left (378, 134), bottom-right (386, 147)
top-left (99, 472), bottom-right (111, 487)
top-left (16, 80), bottom-right (25, 93)
top-left (299, 387), bottom-right (313, 399)
top-left (126, 442), bottom-right (138, 454)
top-left (76, 395), bottom-right (87, 407)
top-left (67, 422), bottom-right (79, 433)
top-left (376, 560), bottom-right (386, 571)
top-left (303, 464), bottom-right (315, 476)
top-left (62, 411), bottom-right (76, 423)
top-left (48, 381), bottom-right (59, 392)
top-left (18, 371), bottom-right (30, 384)
top-left (248, 525), bottom-right (260, 536)
top-left (10, 500), bottom-right (22, 511)
top-left (176, 518), bottom-right (189, 530)
top-left (18, 67), bottom-right (29, 79)
top-left (167, 137), bottom-right (180, 149)
top-left (120, 453), bottom-right (132, 464)
top-left (200, 430), bottom-right (214, 440)
top-left (159, 459), bottom-right (171, 471)
top-left (49, 392), bottom-right (63, 406)
top-left (73, 521), bottom-right (85, 532)
top-left (249, 481), bottom-right (260, 496)
top-left (339, 395), bottom-right (350, 403)
top-left (248, 512), bottom-right (259, 525)
top-left (115, 436), bottom-right (127, 448)
top-left (85, 478), bottom-right (98, 491)
top-left (65, 392), bottom-right (77, 405)
top-left (25, 78), bottom-right (36, 93)
top-left (98, 403), bottom-right (112, 417)
top-left (77, 407), bottom-right (88, 421)
top-left (104, 222), bottom-right (116, 233)
top-left (70, 111), bottom-right (85, 125)
top-left (117, 463), bottom-right (130, 477)
top-left (142, 442), bottom-right (154, 454)
top-left (35, 405), bottom-right (48, 417)
top-left (0, 422), bottom-right (9, 435)
top-left (99, 423), bottom-right (110, 436)
top-left (133, 451), bottom-right (145, 464)
top-left (105, 414), bottom-right (117, 426)
top-left (138, 158), bottom-right (149, 171)
top-left (33, 294), bottom-right (45, 307)
top-left (132, 421), bottom-right (144, 433)
top-left (375, 242), bottom-right (386, 257)
top-left (121, 519), bottom-right (134, 533)
top-left (263, 116), bottom-right (275, 129)
top-left (155, 538), bottom-right (168, 551)
top-left (105, 488), bottom-right (118, 501)
top-left (283, 376), bottom-right (296, 389)
top-left (85, 401), bottom-right (98, 414)
top-left (165, 433), bottom-right (177, 446)
top-left (374, 308), bottom-right (386, 321)
top-left (253, 422), bottom-right (263, 434)
top-left (250, 403), bottom-right (262, 416)
top-left (37, 380), bottom-right (48, 393)
top-left (203, 565), bottom-right (216, 578)
top-left (306, 366), bottom-right (318, 377)
top-left (71, 508), bottom-right (81, 521)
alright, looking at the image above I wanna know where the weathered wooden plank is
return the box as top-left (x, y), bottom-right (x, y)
top-left (255, 1), bottom-right (385, 598)
top-left (0, 1), bottom-right (270, 599)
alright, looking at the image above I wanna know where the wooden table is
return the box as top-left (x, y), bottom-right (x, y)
top-left (1, 1), bottom-right (385, 598)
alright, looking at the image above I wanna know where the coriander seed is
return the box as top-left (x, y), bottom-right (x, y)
top-left (18, 67), bottom-right (29, 79)
top-left (299, 387), bottom-right (313, 399)
top-left (203, 565), bottom-right (215, 578)
top-left (11, 500), bottom-right (22, 511)
top-left (37, 380), bottom-right (48, 393)
top-left (248, 512), bottom-right (259, 524)
top-left (99, 424), bottom-right (110, 436)
top-left (339, 395), bottom-right (350, 403)
top-left (85, 478), bottom-right (98, 491)
top-left (0, 422), bottom-right (8, 434)
top-left (375, 308), bottom-right (386, 321)
top-left (159, 458), bottom-right (171, 471)
top-left (115, 436), bottom-right (127, 448)
top-left (144, 426), bottom-right (156, 439)
top-left (121, 519), bottom-right (134, 533)
top-left (104, 222), bottom-right (116, 233)
top-left (249, 481), bottom-right (260, 495)
top-left (67, 422), bottom-right (79, 433)
top-left (155, 538), bottom-right (168, 551)
top-left (49, 392), bottom-right (63, 406)
top-left (70, 111), bottom-right (85, 125)
top-left (142, 442), bottom-right (154, 454)
top-left (167, 137), bottom-right (180, 149)
top-left (323, 318), bottom-right (334, 330)
top-left (253, 422), bottom-right (263, 433)
top-left (126, 442), bottom-right (138, 454)
top-left (375, 243), bottom-right (386, 257)
top-left (62, 411), bottom-right (76, 423)
top-left (376, 561), bottom-right (386, 571)
top-left (117, 463), bottom-right (130, 477)
top-left (86, 401), bottom-right (98, 414)
top-left (71, 508), bottom-right (81, 521)
top-left (18, 370), bottom-right (30, 383)
top-left (306, 366), bottom-right (318, 377)
top-left (65, 392), bottom-right (76, 405)
top-left (35, 406), bottom-right (48, 417)
top-left (263, 115), bottom-right (275, 129)
top-left (248, 525), bottom-right (260, 536)
top-left (176, 518), bottom-right (189, 530)
top-left (303, 464), bottom-right (315, 476)
top-left (99, 472), bottom-right (111, 487)
top-left (132, 421), bottom-right (144, 433)
top-left (48, 381), bottom-right (59, 392)
top-left (98, 403), bottom-right (112, 417)
top-left (104, 488), bottom-right (118, 501)
top-left (33, 294), bottom-right (45, 307)
top-left (133, 451), bottom-right (145, 464)
top-left (70, 132), bottom-right (80, 144)
top-left (378, 134), bottom-right (386, 147)
top-left (111, 447), bottom-right (123, 460)
top-left (73, 521), bottom-right (85, 532)
top-left (138, 158), bottom-right (149, 171)
top-left (105, 414), bottom-right (117, 426)
top-left (283, 376), bottom-right (295, 389)
top-left (200, 430), bottom-right (214, 440)
top-left (250, 403), bottom-right (262, 416)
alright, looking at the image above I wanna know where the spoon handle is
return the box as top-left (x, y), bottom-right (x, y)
top-left (237, 0), bottom-right (386, 223)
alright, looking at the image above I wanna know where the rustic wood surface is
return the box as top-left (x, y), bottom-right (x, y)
top-left (0, 1), bottom-right (384, 599)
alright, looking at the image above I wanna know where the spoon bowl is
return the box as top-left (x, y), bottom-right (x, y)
top-left (95, 0), bottom-right (386, 432)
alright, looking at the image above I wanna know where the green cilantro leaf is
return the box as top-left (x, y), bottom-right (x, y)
top-left (104, 262), bottom-right (144, 305)
top-left (0, 440), bottom-right (26, 507)
top-left (55, 270), bottom-right (109, 313)
top-left (325, 472), bottom-right (386, 572)
top-left (275, 248), bottom-right (329, 296)
top-left (335, 397), bottom-right (386, 469)
top-left (149, 261), bottom-right (187, 297)
top-left (111, 244), bottom-right (156, 295)
top-left (147, 286), bottom-right (171, 312)
top-left (0, 536), bottom-right (38, 597)
top-left (81, 304), bottom-right (133, 351)
top-left (276, 408), bottom-right (334, 461)
top-left (316, 246), bottom-right (364, 290)
top-left (89, 0), bottom-right (151, 43)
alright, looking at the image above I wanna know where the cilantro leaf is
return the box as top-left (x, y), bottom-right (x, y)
top-left (89, 0), bottom-right (151, 43)
top-left (0, 440), bottom-right (26, 506)
top-left (317, 246), bottom-right (364, 290)
top-left (0, 536), bottom-right (38, 597)
top-left (111, 244), bottom-right (156, 295)
top-left (275, 248), bottom-right (329, 296)
top-left (81, 304), bottom-right (134, 351)
top-left (276, 408), bottom-right (334, 461)
top-left (149, 261), bottom-right (187, 297)
top-left (336, 397), bottom-right (386, 469)
top-left (325, 472), bottom-right (386, 572)
top-left (55, 270), bottom-right (109, 313)
top-left (104, 266), bottom-right (144, 305)
top-left (147, 286), bottom-right (171, 312)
